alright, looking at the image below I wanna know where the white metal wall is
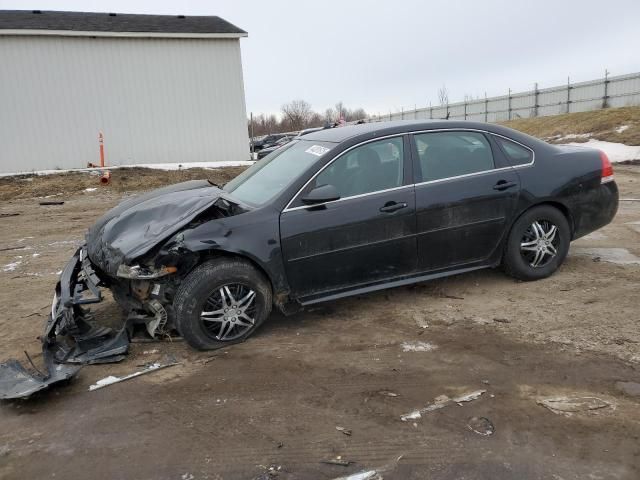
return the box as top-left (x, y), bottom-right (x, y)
top-left (377, 72), bottom-right (640, 123)
top-left (0, 35), bottom-right (249, 173)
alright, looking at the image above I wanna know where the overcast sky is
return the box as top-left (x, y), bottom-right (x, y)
top-left (2, 0), bottom-right (640, 118)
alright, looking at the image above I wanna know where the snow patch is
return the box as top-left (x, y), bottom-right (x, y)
top-left (47, 240), bottom-right (83, 247)
top-left (2, 261), bottom-right (22, 272)
top-left (563, 139), bottom-right (640, 163)
top-left (84, 187), bottom-right (97, 192)
top-left (401, 341), bottom-right (438, 352)
top-left (554, 133), bottom-right (592, 142)
top-left (0, 161), bottom-right (255, 177)
top-left (616, 125), bottom-right (630, 134)
top-left (132, 161), bottom-right (255, 171)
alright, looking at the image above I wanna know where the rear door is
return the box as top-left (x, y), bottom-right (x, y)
top-left (280, 135), bottom-right (417, 299)
top-left (411, 130), bottom-right (521, 271)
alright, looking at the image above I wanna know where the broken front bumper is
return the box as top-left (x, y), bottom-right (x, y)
top-left (0, 246), bottom-right (129, 400)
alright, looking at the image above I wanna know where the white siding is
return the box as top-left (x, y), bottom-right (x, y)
top-left (0, 35), bottom-right (249, 173)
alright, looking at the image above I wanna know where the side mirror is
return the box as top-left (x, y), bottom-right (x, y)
top-left (301, 184), bottom-right (340, 205)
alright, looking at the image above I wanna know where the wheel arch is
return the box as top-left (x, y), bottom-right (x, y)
top-left (195, 248), bottom-right (275, 294)
top-left (511, 200), bottom-right (575, 240)
top-left (499, 200), bottom-right (575, 265)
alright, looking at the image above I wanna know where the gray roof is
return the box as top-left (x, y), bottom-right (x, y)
top-left (0, 10), bottom-right (246, 36)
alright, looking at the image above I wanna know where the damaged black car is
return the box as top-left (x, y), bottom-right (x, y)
top-left (0, 121), bottom-right (619, 398)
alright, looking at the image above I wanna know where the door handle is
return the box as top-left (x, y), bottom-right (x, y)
top-left (379, 201), bottom-right (408, 213)
top-left (493, 180), bottom-right (517, 191)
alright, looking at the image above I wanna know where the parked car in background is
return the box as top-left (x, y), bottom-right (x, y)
top-left (257, 136), bottom-right (294, 159)
top-left (251, 133), bottom-right (287, 151)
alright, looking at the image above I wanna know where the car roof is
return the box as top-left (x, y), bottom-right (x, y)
top-left (302, 120), bottom-right (548, 149)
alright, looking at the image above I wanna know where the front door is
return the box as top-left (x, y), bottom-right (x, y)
top-left (280, 135), bottom-right (417, 299)
top-left (411, 130), bottom-right (521, 271)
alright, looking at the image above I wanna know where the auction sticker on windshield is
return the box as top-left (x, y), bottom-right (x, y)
top-left (305, 145), bottom-right (331, 156)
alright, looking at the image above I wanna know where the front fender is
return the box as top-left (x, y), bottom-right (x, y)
top-left (168, 209), bottom-right (290, 297)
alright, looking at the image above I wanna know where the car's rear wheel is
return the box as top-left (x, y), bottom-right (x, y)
top-left (503, 205), bottom-right (570, 281)
top-left (173, 258), bottom-right (272, 350)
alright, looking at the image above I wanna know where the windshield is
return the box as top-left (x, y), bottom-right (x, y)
top-left (224, 140), bottom-right (334, 206)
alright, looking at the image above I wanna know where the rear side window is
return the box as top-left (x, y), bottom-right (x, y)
top-left (414, 131), bottom-right (495, 182)
top-left (495, 137), bottom-right (533, 166)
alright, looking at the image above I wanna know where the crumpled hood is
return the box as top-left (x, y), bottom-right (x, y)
top-left (87, 180), bottom-right (222, 274)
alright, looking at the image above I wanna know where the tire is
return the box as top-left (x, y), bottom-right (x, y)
top-left (173, 257), bottom-right (272, 350)
top-left (503, 205), bottom-right (571, 281)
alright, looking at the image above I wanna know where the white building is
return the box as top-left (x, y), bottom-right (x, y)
top-left (0, 10), bottom-right (250, 174)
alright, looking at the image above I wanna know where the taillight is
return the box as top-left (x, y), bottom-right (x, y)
top-left (600, 151), bottom-right (614, 184)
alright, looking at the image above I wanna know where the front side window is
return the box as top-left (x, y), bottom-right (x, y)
top-left (495, 137), bottom-right (533, 166)
top-left (224, 140), bottom-right (334, 206)
top-left (414, 131), bottom-right (495, 182)
top-left (311, 137), bottom-right (404, 199)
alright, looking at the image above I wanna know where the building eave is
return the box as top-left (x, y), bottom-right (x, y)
top-left (0, 29), bottom-right (247, 39)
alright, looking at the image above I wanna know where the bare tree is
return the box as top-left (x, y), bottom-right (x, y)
top-left (281, 99), bottom-right (313, 131)
top-left (334, 101), bottom-right (345, 121)
top-left (347, 107), bottom-right (367, 122)
top-left (249, 99), bottom-right (368, 134)
top-left (330, 103), bottom-right (367, 123)
top-left (324, 107), bottom-right (336, 123)
top-left (248, 113), bottom-right (281, 137)
top-left (306, 112), bottom-right (323, 128)
top-left (263, 114), bottom-right (278, 133)
top-left (438, 85), bottom-right (449, 106)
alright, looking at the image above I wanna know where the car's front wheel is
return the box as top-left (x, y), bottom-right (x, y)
top-left (503, 205), bottom-right (571, 281)
top-left (174, 258), bottom-right (272, 350)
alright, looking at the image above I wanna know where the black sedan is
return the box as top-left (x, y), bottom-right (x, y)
top-left (2, 120), bottom-right (621, 399)
top-left (0, 120), bottom-right (619, 396)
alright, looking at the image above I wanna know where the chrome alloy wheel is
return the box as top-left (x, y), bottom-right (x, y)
top-left (200, 284), bottom-right (257, 341)
top-left (519, 220), bottom-right (560, 268)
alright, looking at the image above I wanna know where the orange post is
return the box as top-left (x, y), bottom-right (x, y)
top-left (98, 132), bottom-right (105, 168)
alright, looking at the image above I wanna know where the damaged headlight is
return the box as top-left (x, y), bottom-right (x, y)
top-left (116, 264), bottom-right (177, 279)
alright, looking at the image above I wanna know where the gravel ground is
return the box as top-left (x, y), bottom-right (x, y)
top-left (0, 166), bottom-right (639, 480)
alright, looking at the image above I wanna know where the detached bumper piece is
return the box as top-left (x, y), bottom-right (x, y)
top-left (0, 247), bottom-right (129, 400)
top-left (0, 350), bottom-right (80, 400)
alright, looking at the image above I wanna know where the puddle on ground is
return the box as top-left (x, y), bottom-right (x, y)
top-left (626, 221), bottom-right (640, 235)
top-left (580, 231), bottom-right (608, 241)
top-left (571, 247), bottom-right (640, 265)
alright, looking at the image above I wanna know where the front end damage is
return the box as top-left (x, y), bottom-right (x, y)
top-left (0, 247), bottom-right (129, 399)
top-left (0, 245), bottom-right (189, 400)
top-left (0, 181), bottom-right (260, 399)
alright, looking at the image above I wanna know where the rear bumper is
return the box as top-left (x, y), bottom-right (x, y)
top-left (0, 246), bottom-right (129, 400)
top-left (573, 181), bottom-right (619, 239)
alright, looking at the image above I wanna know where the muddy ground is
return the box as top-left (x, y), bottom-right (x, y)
top-left (1, 166), bottom-right (639, 480)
